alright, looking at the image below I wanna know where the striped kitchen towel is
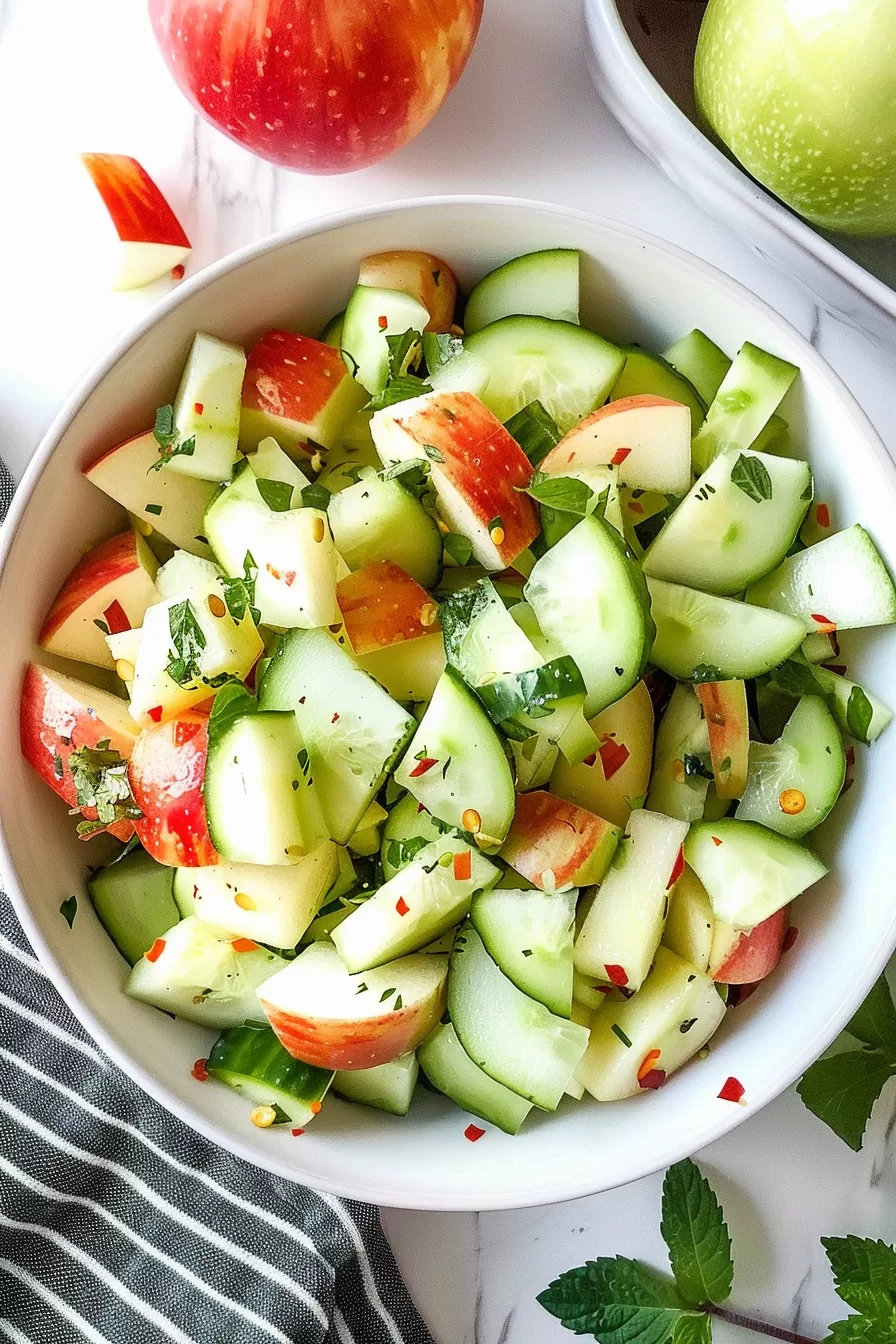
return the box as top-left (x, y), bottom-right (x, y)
top-left (0, 457), bottom-right (433, 1343)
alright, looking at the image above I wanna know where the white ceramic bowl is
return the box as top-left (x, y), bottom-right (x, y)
top-left (584, 0), bottom-right (896, 345)
top-left (3, 197), bottom-right (896, 1211)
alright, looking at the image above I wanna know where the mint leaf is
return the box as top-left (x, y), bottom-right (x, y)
top-left (525, 471), bottom-right (597, 516)
top-left (68, 741), bottom-right (142, 835)
top-left (59, 896), bottom-right (78, 929)
top-left (149, 404), bottom-right (196, 473)
top-left (661, 1159), bottom-right (733, 1306)
top-left (256, 477), bottom-right (293, 512)
top-left (301, 483), bottom-right (331, 512)
top-left (672, 1315), bottom-right (713, 1344)
top-left (846, 977), bottom-right (896, 1055)
top-left (443, 533), bottom-right (473, 566)
top-left (730, 454), bottom-right (773, 503)
top-left (504, 400), bottom-right (562, 468)
top-left (421, 331), bottom-right (464, 375)
top-left (846, 685), bottom-right (874, 745)
top-left (768, 659), bottom-right (823, 699)
top-left (367, 375), bottom-right (431, 411)
top-left (220, 553), bottom-right (259, 626)
top-left (824, 1235), bottom-right (896, 1308)
top-left (166, 599), bottom-right (207, 686)
top-left (797, 1050), bottom-right (896, 1151)
top-left (824, 1316), bottom-right (896, 1344)
top-left (208, 683), bottom-right (257, 751)
top-left (538, 1257), bottom-right (691, 1344)
top-left (386, 329), bottom-right (424, 379)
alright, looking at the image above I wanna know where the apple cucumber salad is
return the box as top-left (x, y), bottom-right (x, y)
top-left (23, 246), bottom-right (896, 1138)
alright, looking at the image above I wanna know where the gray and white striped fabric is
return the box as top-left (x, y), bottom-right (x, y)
top-left (0, 460), bottom-right (433, 1344)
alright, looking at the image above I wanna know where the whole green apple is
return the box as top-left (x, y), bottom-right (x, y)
top-left (695, 0), bottom-right (896, 236)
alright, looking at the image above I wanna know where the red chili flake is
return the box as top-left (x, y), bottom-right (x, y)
top-left (782, 925), bottom-right (799, 954)
top-left (191, 1057), bottom-right (208, 1081)
top-left (148, 705), bottom-right (163, 723)
top-left (628, 500), bottom-right (644, 515)
top-left (593, 985), bottom-right (614, 995)
top-left (711, 835), bottom-right (723, 847)
top-left (604, 964), bottom-right (628, 988)
top-left (102, 599), bottom-right (131, 635)
top-left (417, 802), bottom-right (426, 813)
top-left (298, 696), bottom-right (306, 705)
top-left (232, 938), bottom-right (258, 953)
top-left (291, 1128), bottom-right (304, 1137)
top-left (464, 1123), bottom-right (486, 1142)
top-left (171, 264), bottom-right (185, 280)
top-left (409, 757), bottom-right (438, 778)
top-left (145, 938), bottom-right (166, 963)
top-left (582, 752), bottom-right (597, 767)
top-left (810, 614), bottom-right (837, 633)
top-left (396, 896), bottom-right (410, 917)
top-left (377, 315), bottom-right (388, 331)
top-left (816, 503), bottom-right (831, 529)
top-left (718, 1076), bottom-right (746, 1104)
top-left (283, 571), bottom-right (296, 587)
top-left (453, 850), bottom-right (472, 882)
top-left (610, 447), bottom-right (632, 465)
top-left (331, 713), bottom-right (340, 724)
top-left (310, 1101), bottom-right (322, 1115)
top-left (667, 845), bottom-right (685, 889)
top-left (638, 1069), bottom-right (667, 1091)
top-left (637, 1048), bottom-right (661, 1082)
top-left (598, 738), bottom-right (630, 781)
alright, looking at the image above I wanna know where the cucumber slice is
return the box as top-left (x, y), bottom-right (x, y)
top-left (126, 916), bottom-right (287, 1027)
top-left (155, 551), bottom-right (221, 600)
top-left (691, 342), bottom-right (798, 475)
top-left (661, 330), bottom-right (731, 405)
top-left (647, 578), bottom-right (805, 681)
top-left (172, 844), bottom-right (338, 948)
top-left (509, 734), bottom-right (559, 791)
top-left (574, 808), bottom-right (689, 992)
top-left (392, 671), bottom-right (516, 850)
top-left (341, 286), bottom-right (430, 394)
top-left (801, 632), bottom-right (838, 665)
top-left (327, 475), bottom-right (442, 588)
top-left (576, 946), bottom-right (725, 1101)
top-left (643, 448), bottom-right (812, 595)
top-left (526, 515), bottom-right (655, 717)
top-left (646, 683), bottom-right (711, 823)
top-left (471, 886), bottom-right (576, 1016)
top-left (418, 1022), bottom-right (533, 1134)
top-left (465, 316), bottom-right (624, 432)
top-left (661, 867), bottom-right (715, 973)
top-left (735, 695), bottom-right (846, 839)
top-left (745, 525), bottom-right (896, 632)
top-left (331, 836), bottom-right (498, 973)
top-left (258, 628), bottom-right (415, 844)
top-left (333, 1052), bottom-right (419, 1116)
top-left (809, 666), bottom-right (893, 745)
top-left (381, 793), bottom-right (458, 880)
top-left (610, 345), bottom-right (706, 429)
top-left (205, 700), bottom-right (329, 865)
top-left (750, 414), bottom-right (789, 453)
top-left (464, 249), bottom-right (580, 336)
top-left (87, 849), bottom-right (179, 966)
top-left (685, 818), bottom-right (827, 929)
top-left (169, 333), bottom-right (246, 482)
top-left (358, 632), bottom-right (446, 707)
top-left (208, 1022), bottom-right (332, 1126)
top-left (422, 334), bottom-right (491, 398)
top-left (448, 924), bottom-right (589, 1110)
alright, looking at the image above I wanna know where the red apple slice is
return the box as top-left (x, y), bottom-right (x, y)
top-left (20, 663), bottom-right (140, 842)
top-left (85, 430), bottom-right (217, 558)
top-left (695, 680), bottom-right (750, 801)
top-left (358, 251), bottom-right (458, 333)
top-left (500, 790), bottom-right (621, 891)
top-left (541, 395), bottom-right (692, 496)
top-left (371, 391), bottom-right (539, 571)
top-left (39, 529), bottom-right (159, 671)
top-left (258, 941), bottom-right (448, 1070)
top-left (336, 561), bottom-right (439, 656)
top-left (709, 905), bottom-right (790, 985)
top-left (81, 154), bottom-right (191, 291)
top-left (128, 709), bottom-right (218, 867)
top-left (240, 329), bottom-right (367, 456)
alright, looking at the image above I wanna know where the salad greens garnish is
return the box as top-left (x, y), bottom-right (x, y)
top-left (67, 740), bottom-right (142, 838)
top-left (730, 453), bottom-right (773, 503)
top-left (255, 477), bottom-right (293, 512)
top-left (165, 599), bottom-right (207, 687)
top-left (148, 403), bottom-right (196, 472)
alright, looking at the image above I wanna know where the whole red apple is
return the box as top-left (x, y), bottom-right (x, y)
top-left (148, 0), bottom-right (483, 174)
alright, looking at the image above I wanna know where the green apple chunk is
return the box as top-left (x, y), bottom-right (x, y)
top-left (685, 818), bottom-right (827, 930)
top-left (661, 866), bottom-right (715, 974)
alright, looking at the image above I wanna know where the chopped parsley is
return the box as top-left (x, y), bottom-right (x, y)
top-left (67, 740), bottom-right (142, 837)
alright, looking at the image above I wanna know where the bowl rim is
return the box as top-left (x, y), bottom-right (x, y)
top-left (584, 0), bottom-right (896, 327)
top-left (4, 192), bottom-right (896, 1210)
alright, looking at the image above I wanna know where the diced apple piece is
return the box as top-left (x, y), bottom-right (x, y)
top-left (166, 332), bottom-right (246, 481)
top-left (258, 941), bottom-right (448, 1071)
top-left (576, 946), bottom-right (725, 1101)
top-left (240, 329), bottom-right (367, 457)
top-left (357, 632), bottom-right (447, 704)
top-left (541, 395), bottom-right (692, 496)
top-left (81, 153), bottom-right (191, 290)
top-left (337, 561), bottom-right (439, 656)
top-left (662, 866), bottom-right (715, 974)
top-left (709, 905), bottom-right (790, 985)
top-left (128, 708), bottom-right (218, 866)
top-left (500, 791), bottom-right (621, 891)
top-left (575, 808), bottom-right (689, 992)
top-left (550, 680), bottom-right (655, 830)
top-left (85, 431), bottom-right (217, 557)
top-left (127, 579), bottom-right (262, 727)
top-left (371, 391), bottom-right (539, 571)
top-left (20, 663), bottom-right (140, 841)
top-left (38, 529), bottom-right (159, 670)
top-left (358, 251), bottom-right (458, 332)
top-left (696, 681), bottom-right (749, 801)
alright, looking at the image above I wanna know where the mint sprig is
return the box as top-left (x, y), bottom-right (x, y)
top-left (661, 1160), bottom-right (733, 1306)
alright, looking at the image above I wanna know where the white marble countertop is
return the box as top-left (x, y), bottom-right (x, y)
top-left (3, 1), bottom-right (896, 1341)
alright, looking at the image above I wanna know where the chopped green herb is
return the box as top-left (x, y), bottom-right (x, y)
top-left (68, 740), bottom-right (142, 837)
top-left (148, 404), bottom-right (196, 472)
top-left (59, 895), bottom-right (78, 929)
top-left (611, 1023), bottom-right (633, 1048)
top-left (93, 618), bottom-right (110, 635)
top-left (145, 503), bottom-right (163, 516)
top-left (846, 685), bottom-right (874, 744)
top-left (443, 533), bottom-right (473, 565)
top-left (379, 987), bottom-right (397, 1003)
top-left (165, 599), bottom-right (207, 686)
top-left (730, 453), bottom-right (773, 503)
top-left (423, 443), bottom-right (445, 463)
top-left (393, 994), bottom-right (403, 1011)
top-left (300, 483), bottom-right (331, 512)
top-left (220, 552), bottom-right (259, 626)
top-left (53, 752), bottom-right (64, 780)
top-left (256, 477), bottom-right (294, 512)
top-left (355, 982), bottom-right (369, 995)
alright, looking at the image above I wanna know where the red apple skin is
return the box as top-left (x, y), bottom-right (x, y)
top-left (148, 0), bottom-right (484, 175)
top-left (337, 561), bottom-right (438, 655)
top-left (358, 251), bottom-right (458, 332)
top-left (128, 710), bottom-right (218, 867)
top-left (81, 154), bottom-right (190, 246)
top-left (20, 663), bottom-right (139, 842)
top-left (711, 906), bottom-right (790, 985)
top-left (262, 993), bottom-right (443, 1070)
top-left (500, 790), bottom-right (620, 890)
top-left (243, 329), bottom-right (353, 437)
top-left (39, 529), bottom-right (156, 660)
